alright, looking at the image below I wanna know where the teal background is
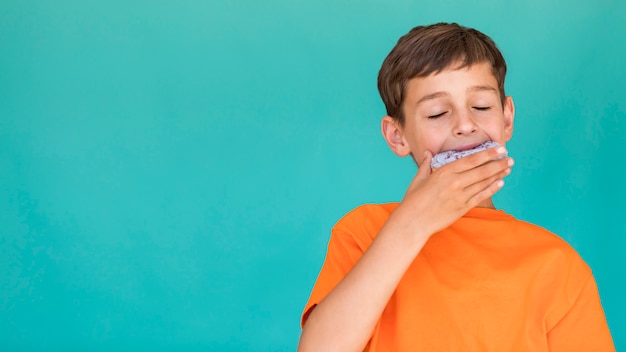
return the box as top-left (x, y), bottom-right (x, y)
top-left (1, 0), bottom-right (624, 350)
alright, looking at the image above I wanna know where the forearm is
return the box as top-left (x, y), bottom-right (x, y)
top-left (298, 148), bottom-right (512, 351)
top-left (298, 211), bottom-right (432, 352)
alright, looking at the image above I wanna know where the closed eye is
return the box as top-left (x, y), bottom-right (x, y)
top-left (428, 111), bottom-right (447, 119)
top-left (473, 106), bottom-right (491, 111)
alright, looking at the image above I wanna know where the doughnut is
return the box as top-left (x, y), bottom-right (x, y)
top-left (430, 141), bottom-right (505, 169)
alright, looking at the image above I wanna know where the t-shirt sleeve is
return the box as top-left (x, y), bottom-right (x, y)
top-left (301, 227), bottom-right (367, 327)
top-left (547, 274), bottom-right (615, 351)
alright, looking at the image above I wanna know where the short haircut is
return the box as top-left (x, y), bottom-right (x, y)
top-left (377, 23), bottom-right (507, 126)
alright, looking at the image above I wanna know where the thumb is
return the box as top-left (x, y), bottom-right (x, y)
top-left (416, 151), bottom-right (433, 179)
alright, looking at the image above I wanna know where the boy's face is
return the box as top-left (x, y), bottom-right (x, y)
top-left (385, 61), bottom-right (514, 166)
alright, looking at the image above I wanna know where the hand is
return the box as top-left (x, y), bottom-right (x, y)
top-left (391, 146), bottom-right (513, 238)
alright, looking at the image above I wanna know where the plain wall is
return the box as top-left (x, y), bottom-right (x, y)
top-left (1, 0), bottom-right (624, 350)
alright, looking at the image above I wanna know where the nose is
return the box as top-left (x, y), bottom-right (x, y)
top-left (453, 109), bottom-right (478, 136)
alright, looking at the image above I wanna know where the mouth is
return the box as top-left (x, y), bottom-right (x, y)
top-left (452, 143), bottom-right (484, 152)
top-left (446, 141), bottom-right (491, 153)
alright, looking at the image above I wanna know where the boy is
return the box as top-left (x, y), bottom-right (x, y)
top-left (298, 23), bottom-right (614, 351)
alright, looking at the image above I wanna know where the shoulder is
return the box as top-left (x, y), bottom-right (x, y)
top-left (461, 209), bottom-right (592, 278)
top-left (509, 220), bottom-right (605, 331)
top-left (509, 217), bottom-right (592, 277)
top-left (331, 202), bottom-right (399, 243)
top-left (511, 218), bottom-right (580, 251)
top-left (334, 202), bottom-right (399, 230)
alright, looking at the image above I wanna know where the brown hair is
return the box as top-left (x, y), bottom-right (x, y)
top-left (377, 23), bottom-right (507, 125)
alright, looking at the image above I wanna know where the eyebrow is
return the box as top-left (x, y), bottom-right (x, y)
top-left (416, 85), bottom-right (498, 105)
top-left (416, 92), bottom-right (448, 105)
top-left (468, 85), bottom-right (498, 93)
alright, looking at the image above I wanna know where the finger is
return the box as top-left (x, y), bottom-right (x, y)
top-left (416, 151), bottom-right (433, 179)
top-left (442, 157), bottom-right (511, 204)
top-left (443, 156), bottom-right (512, 196)
top-left (466, 178), bottom-right (506, 208)
top-left (463, 165), bottom-right (512, 197)
top-left (459, 156), bottom-right (514, 189)
top-left (449, 145), bottom-right (508, 173)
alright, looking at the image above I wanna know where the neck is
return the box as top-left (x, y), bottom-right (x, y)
top-left (476, 197), bottom-right (496, 209)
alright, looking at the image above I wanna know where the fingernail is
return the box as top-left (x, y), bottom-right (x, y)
top-left (496, 147), bottom-right (506, 154)
top-left (497, 180), bottom-right (505, 188)
top-left (507, 158), bottom-right (515, 167)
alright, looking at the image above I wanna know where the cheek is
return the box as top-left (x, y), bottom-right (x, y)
top-left (411, 125), bottom-right (447, 153)
top-left (479, 119), bottom-right (506, 138)
top-left (418, 137), bottom-right (444, 155)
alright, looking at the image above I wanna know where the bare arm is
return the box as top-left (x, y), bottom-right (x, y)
top-left (298, 147), bottom-right (513, 352)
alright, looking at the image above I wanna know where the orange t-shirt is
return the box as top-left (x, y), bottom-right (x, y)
top-left (302, 203), bottom-right (615, 351)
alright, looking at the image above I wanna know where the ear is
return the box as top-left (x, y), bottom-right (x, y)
top-left (381, 116), bottom-right (411, 157)
top-left (503, 96), bottom-right (515, 142)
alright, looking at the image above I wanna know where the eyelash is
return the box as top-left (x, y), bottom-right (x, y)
top-left (428, 106), bottom-right (491, 119)
top-left (428, 112), bottom-right (447, 119)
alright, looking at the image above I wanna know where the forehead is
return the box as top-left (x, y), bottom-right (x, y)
top-left (406, 62), bottom-right (499, 100)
